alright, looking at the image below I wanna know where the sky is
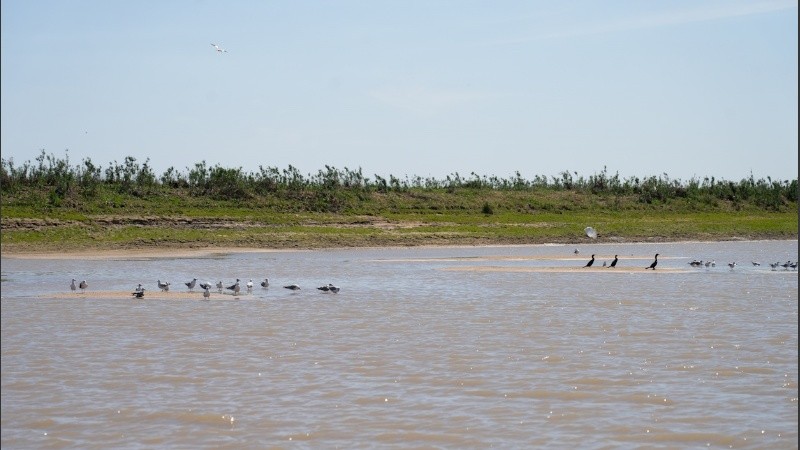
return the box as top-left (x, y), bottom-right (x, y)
top-left (1, 0), bottom-right (797, 183)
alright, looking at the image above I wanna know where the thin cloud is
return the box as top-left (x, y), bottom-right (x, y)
top-left (493, 0), bottom-right (797, 44)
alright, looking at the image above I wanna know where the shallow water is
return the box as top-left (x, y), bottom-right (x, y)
top-left (2, 240), bottom-right (797, 449)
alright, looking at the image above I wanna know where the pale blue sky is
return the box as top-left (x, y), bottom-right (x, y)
top-left (2, 0), bottom-right (797, 182)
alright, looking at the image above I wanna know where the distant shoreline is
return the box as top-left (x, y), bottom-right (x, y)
top-left (3, 236), bottom-right (796, 261)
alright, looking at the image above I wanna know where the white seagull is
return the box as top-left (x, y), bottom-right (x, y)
top-left (211, 43), bottom-right (227, 53)
top-left (246, 279), bottom-right (254, 293)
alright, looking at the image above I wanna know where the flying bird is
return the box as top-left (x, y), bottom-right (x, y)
top-left (211, 43), bottom-right (227, 53)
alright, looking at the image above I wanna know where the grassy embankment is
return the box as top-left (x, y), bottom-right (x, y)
top-left (1, 154), bottom-right (797, 253)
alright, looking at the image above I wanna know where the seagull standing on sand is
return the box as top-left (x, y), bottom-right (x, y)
top-left (203, 286), bottom-right (211, 299)
top-left (246, 279), bottom-right (254, 293)
top-left (646, 254), bottom-right (659, 270)
top-left (261, 278), bottom-right (270, 288)
top-left (608, 255), bottom-right (619, 268)
top-left (211, 43), bottom-right (227, 53)
top-left (216, 281), bottom-right (224, 293)
top-left (185, 278), bottom-right (197, 291)
top-left (584, 254), bottom-right (595, 268)
top-left (71, 278), bottom-right (77, 292)
top-left (226, 279), bottom-right (241, 295)
top-left (157, 280), bottom-right (170, 292)
top-left (79, 280), bottom-right (88, 293)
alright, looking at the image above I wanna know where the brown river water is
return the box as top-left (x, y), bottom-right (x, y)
top-left (1, 240), bottom-right (797, 449)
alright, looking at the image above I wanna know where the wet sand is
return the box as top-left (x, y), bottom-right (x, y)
top-left (49, 290), bottom-right (259, 300)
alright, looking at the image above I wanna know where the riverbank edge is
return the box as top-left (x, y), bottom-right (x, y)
top-left (2, 234), bottom-right (796, 260)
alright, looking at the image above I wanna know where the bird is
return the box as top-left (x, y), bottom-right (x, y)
top-left (157, 280), bottom-right (170, 292)
top-left (79, 280), bottom-right (88, 292)
top-left (317, 284), bottom-right (332, 292)
top-left (246, 279), bottom-right (254, 293)
top-left (584, 254), bottom-right (595, 267)
top-left (646, 254), bottom-right (659, 270)
top-left (216, 281), bottom-right (224, 293)
top-left (226, 279), bottom-right (240, 295)
top-left (203, 286), bottom-right (211, 299)
top-left (199, 281), bottom-right (213, 290)
top-left (770, 261), bottom-right (780, 270)
top-left (602, 261), bottom-right (607, 267)
top-left (704, 260), bottom-right (712, 267)
top-left (185, 278), bottom-right (197, 291)
top-left (260, 278), bottom-right (270, 288)
top-left (728, 262), bottom-right (737, 270)
top-left (211, 43), bottom-right (227, 53)
top-left (131, 287), bottom-right (145, 298)
top-left (328, 284), bottom-right (340, 294)
top-left (608, 255), bottom-right (619, 268)
top-left (710, 260), bottom-right (716, 267)
top-left (790, 261), bottom-right (798, 270)
top-left (71, 278), bottom-right (77, 292)
top-left (574, 249), bottom-right (580, 254)
top-left (134, 283), bottom-right (144, 293)
top-left (782, 261), bottom-right (791, 270)
top-left (751, 261), bottom-right (761, 267)
top-left (284, 284), bottom-right (301, 291)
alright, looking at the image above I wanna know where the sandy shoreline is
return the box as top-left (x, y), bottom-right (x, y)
top-left (48, 290), bottom-right (264, 300)
top-left (2, 239), bottom-right (796, 261)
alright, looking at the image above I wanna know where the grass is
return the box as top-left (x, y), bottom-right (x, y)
top-left (1, 164), bottom-right (797, 253)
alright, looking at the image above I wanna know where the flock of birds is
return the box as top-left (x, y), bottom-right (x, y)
top-left (574, 248), bottom-right (798, 271)
top-left (71, 277), bottom-right (340, 299)
top-left (577, 250), bottom-right (660, 270)
top-left (68, 250), bottom-right (796, 297)
top-left (687, 259), bottom-right (798, 270)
